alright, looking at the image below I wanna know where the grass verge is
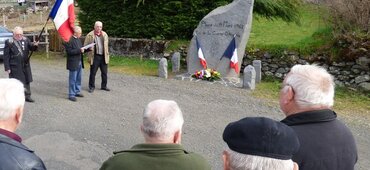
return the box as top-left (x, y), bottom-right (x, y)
top-left (252, 79), bottom-right (370, 117)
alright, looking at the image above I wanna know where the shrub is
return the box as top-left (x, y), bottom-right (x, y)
top-left (324, 0), bottom-right (370, 33)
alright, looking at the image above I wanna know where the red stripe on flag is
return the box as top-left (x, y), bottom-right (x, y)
top-left (200, 59), bottom-right (207, 69)
top-left (68, 3), bottom-right (75, 29)
top-left (230, 62), bottom-right (239, 73)
top-left (58, 21), bottom-right (73, 42)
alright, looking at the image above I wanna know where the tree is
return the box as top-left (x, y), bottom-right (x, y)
top-left (78, 0), bottom-right (302, 39)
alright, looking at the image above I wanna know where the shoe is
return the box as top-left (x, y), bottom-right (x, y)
top-left (76, 93), bottom-right (84, 97)
top-left (88, 88), bottom-right (95, 93)
top-left (101, 87), bottom-right (110, 91)
top-left (26, 97), bottom-right (35, 103)
top-left (69, 97), bottom-right (77, 102)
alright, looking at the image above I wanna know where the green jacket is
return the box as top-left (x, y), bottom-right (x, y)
top-left (100, 143), bottom-right (211, 170)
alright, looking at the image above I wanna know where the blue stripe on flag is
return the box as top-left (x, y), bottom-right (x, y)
top-left (223, 37), bottom-right (236, 59)
top-left (49, 0), bottom-right (63, 19)
top-left (196, 36), bottom-right (201, 50)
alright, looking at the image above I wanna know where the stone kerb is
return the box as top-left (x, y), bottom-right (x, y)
top-left (187, 0), bottom-right (254, 78)
top-left (158, 58), bottom-right (168, 79)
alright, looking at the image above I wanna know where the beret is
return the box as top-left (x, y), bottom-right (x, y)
top-left (223, 117), bottom-right (300, 160)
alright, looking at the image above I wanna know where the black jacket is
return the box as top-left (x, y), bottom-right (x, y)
top-left (3, 37), bottom-right (37, 84)
top-left (0, 134), bottom-right (46, 170)
top-left (64, 36), bottom-right (84, 71)
top-left (281, 109), bottom-right (358, 170)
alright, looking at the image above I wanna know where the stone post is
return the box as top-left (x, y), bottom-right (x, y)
top-left (172, 52), bottom-right (180, 73)
top-left (243, 65), bottom-right (256, 90)
top-left (158, 58), bottom-right (168, 79)
top-left (253, 60), bottom-right (261, 83)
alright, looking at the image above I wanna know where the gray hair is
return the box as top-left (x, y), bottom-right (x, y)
top-left (225, 148), bottom-right (295, 170)
top-left (284, 64), bottom-right (335, 107)
top-left (94, 21), bottom-right (103, 27)
top-left (73, 26), bottom-right (82, 33)
top-left (142, 99), bottom-right (184, 140)
top-left (13, 26), bottom-right (23, 34)
top-left (0, 79), bottom-right (25, 120)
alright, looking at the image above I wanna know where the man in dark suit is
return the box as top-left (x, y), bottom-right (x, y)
top-left (0, 78), bottom-right (46, 169)
top-left (64, 26), bottom-right (87, 102)
top-left (280, 64), bottom-right (358, 170)
top-left (3, 26), bottom-right (38, 102)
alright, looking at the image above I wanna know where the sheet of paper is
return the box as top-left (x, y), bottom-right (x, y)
top-left (82, 43), bottom-right (95, 50)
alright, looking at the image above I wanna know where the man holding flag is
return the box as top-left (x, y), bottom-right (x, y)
top-left (3, 26), bottom-right (39, 103)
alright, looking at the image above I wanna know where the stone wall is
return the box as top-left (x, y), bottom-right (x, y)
top-left (175, 47), bottom-right (369, 91)
top-left (242, 51), bottom-right (370, 91)
top-left (108, 38), bottom-right (169, 60)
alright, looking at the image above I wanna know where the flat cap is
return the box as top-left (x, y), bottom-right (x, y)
top-left (223, 117), bottom-right (300, 160)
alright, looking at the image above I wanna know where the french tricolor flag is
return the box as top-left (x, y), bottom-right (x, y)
top-left (196, 36), bottom-right (207, 69)
top-left (223, 36), bottom-right (239, 73)
top-left (49, 0), bottom-right (75, 42)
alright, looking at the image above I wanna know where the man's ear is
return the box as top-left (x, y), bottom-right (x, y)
top-left (15, 106), bottom-right (23, 125)
top-left (173, 130), bottom-right (182, 144)
top-left (223, 150), bottom-right (230, 170)
top-left (293, 162), bottom-right (299, 170)
top-left (283, 86), bottom-right (295, 104)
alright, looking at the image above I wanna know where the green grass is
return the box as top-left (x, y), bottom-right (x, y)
top-left (248, 4), bottom-right (331, 54)
top-left (165, 40), bottom-right (189, 53)
top-left (109, 56), bottom-right (162, 76)
top-left (167, 4), bottom-right (332, 54)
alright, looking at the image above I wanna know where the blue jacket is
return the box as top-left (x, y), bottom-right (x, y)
top-left (0, 134), bottom-right (46, 170)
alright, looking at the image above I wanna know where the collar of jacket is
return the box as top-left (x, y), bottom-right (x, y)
top-left (114, 143), bottom-right (188, 155)
top-left (0, 134), bottom-right (34, 152)
top-left (281, 109), bottom-right (337, 126)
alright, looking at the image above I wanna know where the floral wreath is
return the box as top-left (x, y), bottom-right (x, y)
top-left (192, 68), bottom-right (221, 81)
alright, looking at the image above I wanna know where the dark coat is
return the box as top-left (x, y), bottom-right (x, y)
top-left (64, 36), bottom-right (84, 71)
top-left (100, 143), bottom-right (211, 170)
top-left (3, 37), bottom-right (37, 84)
top-left (281, 109), bottom-right (358, 170)
top-left (0, 134), bottom-right (46, 170)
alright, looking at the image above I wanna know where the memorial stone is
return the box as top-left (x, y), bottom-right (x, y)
top-left (172, 52), bottom-right (181, 73)
top-left (252, 60), bottom-right (261, 83)
top-left (243, 65), bottom-right (256, 90)
top-left (158, 58), bottom-right (168, 79)
top-left (187, 0), bottom-right (254, 78)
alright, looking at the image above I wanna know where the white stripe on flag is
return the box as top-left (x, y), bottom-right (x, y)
top-left (53, 0), bottom-right (73, 29)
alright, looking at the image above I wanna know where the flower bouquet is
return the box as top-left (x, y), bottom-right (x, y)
top-left (192, 68), bottom-right (221, 81)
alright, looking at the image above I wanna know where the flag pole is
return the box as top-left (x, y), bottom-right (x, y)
top-left (26, 17), bottom-right (50, 64)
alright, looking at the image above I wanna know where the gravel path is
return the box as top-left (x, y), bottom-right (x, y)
top-left (1, 59), bottom-right (369, 170)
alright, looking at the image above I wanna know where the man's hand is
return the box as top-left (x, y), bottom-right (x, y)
top-left (6, 70), bottom-right (11, 74)
top-left (33, 41), bottom-right (39, 46)
top-left (80, 48), bottom-right (85, 53)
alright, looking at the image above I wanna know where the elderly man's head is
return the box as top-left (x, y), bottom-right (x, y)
top-left (94, 21), bottom-right (103, 34)
top-left (0, 79), bottom-right (25, 132)
top-left (13, 26), bottom-right (24, 41)
top-left (222, 117), bottom-right (300, 170)
top-left (73, 26), bottom-right (82, 38)
top-left (279, 64), bottom-right (335, 116)
top-left (141, 99), bottom-right (184, 144)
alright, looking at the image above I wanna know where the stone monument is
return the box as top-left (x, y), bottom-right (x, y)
top-left (187, 0), bottom-right (254, 79)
